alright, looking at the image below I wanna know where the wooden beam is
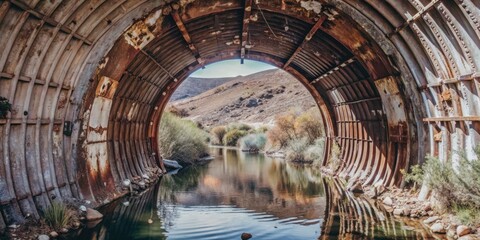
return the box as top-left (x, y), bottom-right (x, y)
top-left (283, 15), bottom-right (327, 69)
top-left (423, 116), bottom-right (480, 122)
top-left (310, 57), bottom-right (356, 84)
top-left (171, 10), bottom-right (204, 65)
top-left (240, 0), bottom-right (253, 64)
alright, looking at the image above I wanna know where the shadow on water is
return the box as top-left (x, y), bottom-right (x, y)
top-left (75, 147), bottom-right (434, 240)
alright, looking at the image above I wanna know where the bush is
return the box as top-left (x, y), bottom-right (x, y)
top-left (295, 108), bottom-right (323, 144)
top-left (226, 122), bottom-right (252, 132)
top-left (210, 126), bottom-right (226, 145)
top-left (223, 129), bottom-right (248, 146)
top-left (420, 148), bottom-right (480, 224)
top-left (167, 105), bottom-right (189, 117)
top-left (286, 138), bottom-right (309, 162)
top-left (158, 112), bottom-right (209, 165)
top-left (240, 133), bottom-right (267, 151)
top-left (43, 202), bottom-right (73, 230)
top-left (304, 138), bottom-right (325, 165)
top-left (326, 141), bottom-right (342, 171)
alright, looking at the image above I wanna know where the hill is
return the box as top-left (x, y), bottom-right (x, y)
top-left (170, 76), bottom-right (237, 101)
top-left (168, 69), bottom-right (319, 128)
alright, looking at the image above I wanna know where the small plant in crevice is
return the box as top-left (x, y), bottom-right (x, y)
top-left (0, 96), bottom-right (12, 119)
top-left (401, 164), bottom-right (424, 191)
top-left (43, 201), bottom-right (73, 230)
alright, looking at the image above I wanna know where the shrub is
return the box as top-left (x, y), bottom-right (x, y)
top-left (223, 129), bottom-right (248, 146)
top-left (210, 126), bottom-right (226, 145)
top-left (167, 105), bottom-right (189, 117)
top-left (304, 138), bottom-right (325, 165)
top-left (421, 148), bottom-right (480, 224)
top-left (286, 138), bottom-right (309, 162)
top-left (295, 108), bottom-right (323, 144)
top-left (226, 122), bottom-right (252, 132)
top-left (401, 164), bottom-right (423, 190)
top-left (240, 133), bottom-right (267, 151)
top-left (158, 112), bottom-right (209, 165)
top-left (43, 202), bottom-right (73, 230)
top-left (326, 141), bottom-right (342, 171)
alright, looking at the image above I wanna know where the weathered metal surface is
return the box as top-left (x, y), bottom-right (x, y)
top-left (0, 0), bottom-right (479, 229)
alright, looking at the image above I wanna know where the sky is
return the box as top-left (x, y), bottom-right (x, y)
top-left (190, 59), bottom-right (277, 78)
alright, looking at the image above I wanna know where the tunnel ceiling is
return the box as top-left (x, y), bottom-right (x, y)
top-left (0, 0), bottom-right (479, 227)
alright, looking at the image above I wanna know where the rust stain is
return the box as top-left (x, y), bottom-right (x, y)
top-left (95, 76), bottom-right (118, 99)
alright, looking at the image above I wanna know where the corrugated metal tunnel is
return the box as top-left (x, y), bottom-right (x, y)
top-left (0, 0), bottom-right (479, 228)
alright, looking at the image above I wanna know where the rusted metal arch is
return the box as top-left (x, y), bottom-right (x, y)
top-left (0, 0), bottom-right (479, 230)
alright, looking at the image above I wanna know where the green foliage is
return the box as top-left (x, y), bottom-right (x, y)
top-left (240, 133), bottom-right (267, 151)
top-left (210, 126), bottom-right (226, 145)
top-left (421, 149), bottom-right (480, 224)
top-left (226, 122), bottom-right (252, 132)
top-left (43, 202), bottom-right (72, 230)
top-left (158, 112), bottom-right (209, 165)
top-left (286, 138), bottom-right (309, 162)
top-left (326, 141), bottom-right (342, 171)
top-left (401, 164), bottom-right (424, 190)
top-left (304, 138), bottom-right (325, 165)
top-left (0, 96), bottom-right (12, 119)
top-left (223, 129), bottom-right (248, 146)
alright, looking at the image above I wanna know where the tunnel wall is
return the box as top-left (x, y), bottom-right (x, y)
top-left (0, 0), bottom-right (479, 229)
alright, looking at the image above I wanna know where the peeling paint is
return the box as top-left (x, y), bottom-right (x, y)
top-left (95, 76), bottom-right (118, 99)
top-left (300, 0), bottom-right (322, 14)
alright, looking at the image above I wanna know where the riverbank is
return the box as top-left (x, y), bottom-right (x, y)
top-left (321, 167), bottom-right (480, 240)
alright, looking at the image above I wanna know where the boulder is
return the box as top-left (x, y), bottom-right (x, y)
top-left (383, 197), bottom-right (393, 206)
top-left (423, 216), bottom-right (440, 224)
top-left (86, 208), bottom-right (103, 221)
top-left (458, 235), bottom-right (480, 240)
top-left (245, 98), bottom-right (258, 107)
top-left (241, 232), bottom-right (253, 240)
top-left (430, 223), bottom-right (446, 234)
top-left (38, 235), bottom-right (50, 240)
top-left (49, 231), bottom-right (58, 237)
top-left (393, 209), bottom-right (403, 216)
top-left (457, 225), bottom-right (472, 237)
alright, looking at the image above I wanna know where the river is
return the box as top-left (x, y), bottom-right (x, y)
top-left (76, 147), bottom-right (435, 239)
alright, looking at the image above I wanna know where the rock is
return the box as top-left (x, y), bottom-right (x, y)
top-left (122, 179), bottom-right (131, 187)
top-left (447, 227), bottom-right (457, 239)
top-left (458, 235), bottom-right (480, 240)
top-left (393, 209), bottom-right (403, 216)
top-left (79, 205), bottom-right (87, 212)
top-left (457, 225), bottom-right (472, 237)
top-left (8, 224), bottom-right (19, 229)
top-left (245, 98), bottom-right (258, 107)
top-left (72, 222), bottom-right (81, 229)
top-left (403, 208), bottom-right (411, 216)
top-left (148, 219), bottom-right (153, 224)
top-left (123, 201), bottom-right (130, 206)
top-left (423, 216), bottom-right (440, 224)
top-left (49, 231), bottom-right (58, 237)
top-left (423, 204), bottom-right (432, 212)
top-left (59, 228), bottom-right (68, 233)
top-left (430, 223), bottom-right (446, 233)
top-left (241, 232), bottom-right (253, 240)
top-left (86, 208), bottom-right (103, 221)
top-left (38, 235), bottom-right (50, 240)
top-left (383, 197), bottom-right (393, 206)
top-left (347, 181), bottom-right (364, 193)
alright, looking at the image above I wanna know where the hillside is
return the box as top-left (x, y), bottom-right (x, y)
top-left (170, 76), bottom-right (237, 101)
top-left (168, 69), bottom-right (319, 127)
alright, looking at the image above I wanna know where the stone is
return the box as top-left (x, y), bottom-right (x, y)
top-left (430, 223), bottom-right (446, 234)
top-left (122, 179), bottom-right (131, 187)
top-left (393, 209), bottom-right (403, 216)
top-left (72, 222), bottom-right (81, 229)
top-left (457, 225), bottom-right (472, 237)
top-left (383, 197), bottom-right (393, 206)
top-left (8, 224), bottom-right (19, 229)
top-left (458, 235), bottom-right (480, 240)
top-left (241, 232), bottom-right (253, 240)
top-left (59, 228), bottom-right (68, 233)
top-left (423, 216), bottom-right (440, 224)
top-left (79, 205), bottom-right (87, 212)
top-left (38, 235), bottom-right (50, 240)
top-left (245, 98), bottom-right (258, 107)
top-left (49, 231), bottom-right (58, 237)
top-left (403, 208), bottom-right (411, 216)
top-left (86, 208), bottom-right (103, 221)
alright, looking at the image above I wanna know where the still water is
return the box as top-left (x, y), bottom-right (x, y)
top-left (77, 147), bottom-right (435, 239)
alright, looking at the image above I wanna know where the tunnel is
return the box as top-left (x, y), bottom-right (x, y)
top-left (0, 0), bottom-right (479, 227)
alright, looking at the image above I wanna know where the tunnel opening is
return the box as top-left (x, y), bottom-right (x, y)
top-left (5, 0), bottom-right (480, 231)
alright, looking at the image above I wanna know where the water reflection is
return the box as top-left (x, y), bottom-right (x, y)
top-left (76, 147), bottom-right (434, 240)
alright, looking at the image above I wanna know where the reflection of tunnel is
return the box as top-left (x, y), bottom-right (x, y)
top-left (0, 0), bottom-right (479, 226)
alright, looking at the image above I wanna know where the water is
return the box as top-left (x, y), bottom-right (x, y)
top-left (76, 147), bottom-right (435, 239)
